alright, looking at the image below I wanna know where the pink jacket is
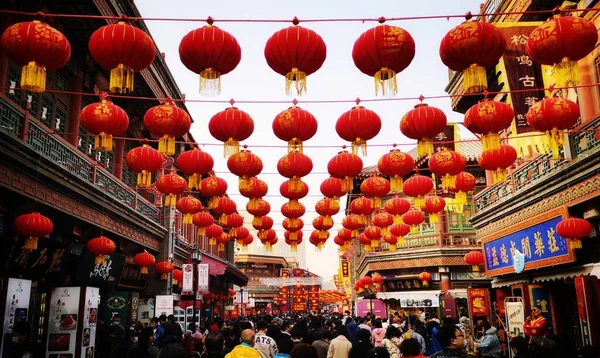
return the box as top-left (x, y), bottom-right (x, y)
top-left (371, 328), bottom-right (386, 347)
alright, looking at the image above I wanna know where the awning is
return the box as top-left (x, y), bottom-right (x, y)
top-left (446, 289), bottom-right (468, 299)
top-left (376, 291), bottom-right (441, 308)
top-left (491, 263), bottom-right (600, 288)
top-left (201, 251), bottom-right (248, 287)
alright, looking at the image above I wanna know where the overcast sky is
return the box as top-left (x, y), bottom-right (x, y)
top-left (136, 0), bottom-right (483, 278)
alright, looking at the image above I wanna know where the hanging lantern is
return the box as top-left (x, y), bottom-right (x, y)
top-left (364, 226), bottom-right (382, 248)
top-left (156, 261), bottom-right (174, 280)
top-left (338, 228), bottom-right (353, 244)
top-left (79, 93), bottom-right (129, 152)
top-left (313, 216), bottom-right (334, 238)
top-left (176, 195), bottom-right (203, 224)
top-left (452, 172), bottom-right (476, 207)
top-left (320, 177), bottom-right (346, 204)
top-left (418, 271), bottom-right (432, 286)
top-left (315, 198), bottom-right (340, 227)
top-left (403, 209), bottom-right (425, 234)
top-left (556, 217), bottom-right (592, 249)
top-left (526, 96), bottom-right (580, 158)
top-left (352, 24), bottom-right (415, 96)
top-left (125, 145), bottom-right (164, 188)
top-left (216, 233), bottom-right (231, 252)
top-left (309, 231), bottom-right (327, 251)
top-left (333, 235), bottom-right (345, 249)
top-left (360, 176), bottom-right (391, 208)
top-left (327, 150), bottom-right (364, 193)
top-left (464, 99), bottom-right (514, 151)
top-left (281, 201), bottom-right (306, 219)
top-left (527, 15), bottom-right (598, 87)
top-left (389, 223), bottom-right (410, 245)
top-left (227, 149), bottom-right (263, 190)
top-left (176, 148), bottom-right (215, 190)
top-left (253, 216), bottom-right (274, 233)
top-left (422, 195), bottom-right (446, 224)
top-left (205, 224), bottom-right (224, 246)
top-left (464, 250), bottom-right (484, 271)
top-left (342, 214), bottom-right (364, 238)
top-left (384, 196), bottom-right (411, 224)
top-left (179, 21), bottom-right (241, 95)
top-left (200, 174), bottom-right (228, 209)
top-left (209, 105), bottom-right (255, 157)
top-left (155, 172), bottom-right (188, 207)
top-left (428, 149), bottom-right (466, 191)
top-left (335, 102), bottom-right (382, 156)
top-left (214, 197), bottom-right (237, 225)
top-left (172, 269), bottom-right (183, 286)
top-left (1, 21), bottom-right (71, 93)
top-left (383, 233), bottom-right (399, 251)
top-left (12, 212), bottom-right (53, 250)
top-left (241, 177), bottom-right (269, 211)
top-left (280, 179), bottom-right (309, 203)
top-left (143, 98), bottom-right (192, 155)
top-left (241, 234), bottom-right (254, 251)
top-left (277, 151), bottom-right (313, 191)
top-left (359, 233), bottom-right (373, 252)
top-left (224, 213), bottom-right (244, 229)
top-left (283, 218), bottom-right (304, 235)
top-left (350, 196), bottom-right (375, 225)
top-left (86, 236), bottom-right (116, 265)
top-left (273, 104), bottom-right (318, 153)
top-left (284, 231), bottom-right (303, 252)
top-left (403, 175), bottom-right (434, 209)
top-left (372, 212), bottom-right (394, 236)
top-left (440, 20), bottom-right (507, 94)
top-left (192, 211), bottom-right (214, 237)
top-left (478, 144), bottom-right (517, 183)
top-left (246, 198), bottom-right (271, 226)
top-left (259, 229), bottom-right (277, 252)
top-left (377, 149), bottom-right (415, 192)
top-left (264, 19), bottom-right (327, 96)
top-left (134, 250), bottom-right (156, 274)
top-left (400, 104), bottom-right (448, 157)
top-left (230, 226), bottom-right (249, 241)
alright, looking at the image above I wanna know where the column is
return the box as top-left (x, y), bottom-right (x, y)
top-left (67, 69), bottom-right (84, 147)
top-left (113, 138), bottom-right (124, 179)
top-left (577, 59), bottom-right (595, 125)
top-left (440, 272), bottom-right (451, 293)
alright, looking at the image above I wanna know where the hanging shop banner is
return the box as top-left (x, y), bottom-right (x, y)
top-left (197, 264), bottom-right (210, 294)
top-left (505, 301), bottom-right (526, 337)
top-left (356, 299), bottom-right (387, 319)
top-left (574, 277), bottom-right (593, 346)
top-left (81, 287), bottom-right (100, 358)
top-left (103, 291), bottom-right (130, 323)
top-left (528, 284), bottom-right (555, 335)
top-left (182, 264), bottom-right (194, 294)
top-left (280, 268), bottom-right (290, 279)
top-left (384, 279), bottom-right (429, 291)
top-left (1, 278), bottom-right (32, 357)
top-left (482, 208), bottom-right (574, 276)
top-left (442, 296), bottom-right (458, 319)
top-left (76, 250), bottom-right (125, 286)
top-left (495, 289), bottom-right (509, 317)
top-left (497, 23), bottom-right (545, 134)
top-left (46, 287), bottom-right (81, 358)
top-left (155, 295), bottom-right (174, 317)
top-left (118, 263), bottom-right (147, 289)
top-left (468, 288), bottom-right (490, 317)
top-left (341, 258), bottom-right (349, 278)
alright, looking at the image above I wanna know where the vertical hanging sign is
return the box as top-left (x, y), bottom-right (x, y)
top-left (197, 263), bottom-right (210, 294)
top-left (182, 264), bottom-right (194, 294)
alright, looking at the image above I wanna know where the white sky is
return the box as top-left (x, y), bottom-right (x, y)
top-left (136, 0), bottom-right (483, 278)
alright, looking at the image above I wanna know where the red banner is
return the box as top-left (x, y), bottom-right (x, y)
top-left (468, 288), bottom-right (490, 317)
top-left (341, 258), bottom-right (349, 278)
top-left (495, 289), bottom-right (509, 317)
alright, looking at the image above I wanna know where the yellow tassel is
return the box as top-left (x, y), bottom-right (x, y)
top-left (252, 216), bottom-right (262, 227)
top-left (364, 245), bottom-right (371, 252)
top-left (388, 244), bottom-right (396, 252)
top-left (546, 129), bottom-right (564, 159)
top-left (197, 228), bottom-right (206, 237)
top-left (208, 197), bottom-right (219, 209)
top-left (492, 168), bottom-right (507, 183)
top-left (188, 174), bottom-right (199, 190)
top-left (167, 137), bottom-right (176, 156)
top-left (373, 197), bottom-right (382, 210)
top-left (318, 231), bottom-right (327, 240)
top-left (463, 64), bottom-right (487, 94)
top-left (21, 61), bottom-right (46, 93)
top-left (110, 64), bottom-right (135, 94)
top-left (199, 68), bottom-right (221, 96)
top-left (161, 273), bottom-right (168, 280)
top-left (183, 214), bottom-right (193, 225)
top-left (333, 196), bottom-right (340, 206)
top-left (374, 67), bottom-right (397, 97)
top-left (351, 229), bottom-right (359, 238)
top-left (417, 138), bottom-right (434, 157)
top-left (239, 178), bottom-right (250, 192)
top-left (209, 237), bottom-right (215, 246)
top-left (554, 57), bottom-right (579, 87)
top-left (429, 213), bottom-right (439, 224)
top-left (95, 255), bottom-right (105, 265)
top-left (173, 279), bottom-right (178, 285)
top-left (371, 239), bottom-right (379, 248)
top-left (410, 225), bottom-right (419, 234)
top-left (390, 176), bottom-right (403, 193)
top-left (393, 216), bottom-right (403, 225)
top-left (137, 171), bottom-right (152, 188)
top-left (285, 68), bottom-right (307, 96)
top-left (482, 133), bottom-right (501, 151)
top-left (266, 242), bottom-right (272, 252)
top-left (165, 194), bottom-right (176, 207)
top-left (398, 237), bottom-right (405, 245)
top-left (224, 138), bottom-right (240, 158)
top-left (288, 199), bottom-right (300, 211)
top-left (472, 265), bottom-right (480, 272)
top-left (441, 174), bottom-right (456, 191)
top-left (218, 244), bottom-right (224, 252)
top-left (158, 136), bottom-right (175, 156)
top-left (94, 133), bottom-right (113, 152)
top-left (140, 267), bottom-right (148, 275)
top-left (236, 238), bottom-right (243, 246)
top-left (352, 138), bottom-right (367, 157)
top-left (290, 232), bottom-right (297, 241)
top-left (381, 227), bottom-right (389, 236)
top-left (219, 214), bottom-right (228, 226)
top-left (414, 196), bottom-right (425, 209)
top-left (455, 191), bottom-right (467, 205)
top-left (569, 238), bottom-right (582, 249)
top-left (291, 242), bottom-right (298, 252)
top-left (342, 177), bottom-right (354, 194)
top-left (323, 216), bottom-right (333, 226)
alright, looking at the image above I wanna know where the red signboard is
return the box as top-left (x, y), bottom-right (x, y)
top-left (468, 288), bottom-right (489, 317)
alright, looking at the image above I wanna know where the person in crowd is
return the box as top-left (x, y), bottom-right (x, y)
top-left (255, 321), bottom-right (278, 358)
top-left (181, 330), bottom-right (195, 356)
top-left (344, 317), bottom-right (361, 345)
top-left (529, 336), bottom-right (558, 358)
top-left (326, 324), bottom-right (352, 358)
top-left (225, 329), bottom-right (260, 358)
top-left (424, 317), bottom-right (442, 356)
top-left (275, 321), bottom-right (293, 355)
top-left (523, 305), bottom-right (549, 339)
top-left (399, 338), bottom-right (426, 358)
top-left (153, 316), bottom-right (167, 347)
top-left (96, 317), bottom-right (111, 358)
top-left (202, 332), bottom-right (225, 358)
top-left (290, 326), bottom-right (304, 349)
top-left (350, 329), bottom-right (374, 358)
top-left (429, 324), bottom-right (468, 358)
top-left (109, 314), bottom-right (129, 358)
top-left (266, 317), bottom-right (282, 342)
top-left (371, 319), bottom-right (386, 347)
top-left (400, 317), bottom-right (427, 355)
top-left (369, 347), bottom-right (390, 358)
top-left (472, 321), bottom-right (500, 358)
top-left (158, 343), bottom-right (187, 358)
top-left (127, 327), bottom-right (159, 358)
top-left (167, 314), bottom-right (183, 339)
top-left (357, 318), bottom-right (370, 331)
top-left (290, 343), bottom-right (318, 358)
top-left (222, 327), bottom-right (236, 355)
top-left (311, 329), bottom-right (333, 358)
top-left (509, 336), bottom-right (530, 358)
top-left (381, 325), bottom-right (402, 358)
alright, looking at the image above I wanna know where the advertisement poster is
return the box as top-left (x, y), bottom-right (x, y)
top-left (137, 298), bottom-right (155, 325)
top-left (197, 264), bottom-right (209, 294)
top-left (1, 278), bottom-right (32, 357)
top-left (46, 287), bottom-right (82, 358)
top-left (103, 291), bottom-right (129, 323)
top-left (155, 295), bottom-right (174, 317)
top-left (182, 264), bottom-right (194, 294)
top-left (356, 299), bottom-right (387, 319)
top-left (505, 301), bottom-right (525, 337)
top-left (468, 288), bottom-right (489, 317)
top-left (81, 287), bottom-right (99, 358)
top-left (574, 277), bottom-right (592, 346)
top-left (75, 251), bottom-right (125, 286)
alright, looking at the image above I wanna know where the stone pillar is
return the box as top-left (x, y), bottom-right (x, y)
top-left (113, 138), bottom-right (124, 179)
top-left (67, 70), bottom-right (84, 147)
top-left (440, 272), bottom-right (451, 293)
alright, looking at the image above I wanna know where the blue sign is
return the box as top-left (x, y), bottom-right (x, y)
top-left (483, 215), bottom-right (575, 276)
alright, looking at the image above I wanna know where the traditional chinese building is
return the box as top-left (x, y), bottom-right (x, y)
top-left (445, 0), bottom-right (600, 354)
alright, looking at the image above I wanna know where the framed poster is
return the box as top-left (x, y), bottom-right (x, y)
top-left (155, 295), bottom-right (173, 318)
top-left (1, 278), bottom-right (32, 356)
top-left (46, 287), bottom-right (81, 358)
top-left (80, 287), bottom-right (99, 358)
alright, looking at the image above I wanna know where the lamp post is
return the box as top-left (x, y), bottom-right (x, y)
top-left (238, 287), bottom-right (246, 317)
top-left (191, 245), bottom-right (202, 332)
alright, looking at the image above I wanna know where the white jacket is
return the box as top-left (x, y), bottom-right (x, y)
top-left (327, 335), bottom-right (352, 358)
top-left (255, 332), bottom-right (278, 358)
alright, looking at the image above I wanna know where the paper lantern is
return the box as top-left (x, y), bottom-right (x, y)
top-left (350, 196), bottom-right (375, 225)
top-left (125, 145), bottom-right (164, 188)
top-left (452, 172), bottom-right (476, 206)
top-left (79, 93), bottom-right (129, 152)
top-left (389, 223), bottom-right (410, 240)
top-left (143, 99), bottom-right (191, 155)
top-left (281, 201), bottom-right (306, 219)
top-left (277, 152), bottom-right (313, 190)
top-left (200, 174), bottom-right (228, 209)
top-left (273, 105), bottom-right (318, 153)
top-left (280, 179), bottom-right (309, 201)
top-left (12, 212), bottom-right (53, 250)
top-left (176, 195), bottom-right (203, 224)
top-left (478, 144), bottom-right (517, 183)
top-left (241, 177), bottom-right (269, 211)
top-left (342, 214), bottom-right (364, 238)
top-left (224, 213), bottom-right (244, 228)
top-left (313, 216), bottom-right (334, 233)
top-left (422, 195), bottom-right (446, 224)
top-left (227, 149), bottom-right (263, 190)
top-left (400, 103), bottom-right (447, 157)
top-left (176, 148), bottom-right (214, 189)
top-left (372, 212), bottom-right (394, 236)
top-left (464, 99), bottom-right (514, 151)
top-left (205, 224), bottom-right (224, 246)
top-left (216, 233), bottom-right (231, 252)
top-left (418, 271), bottom-right (432, 285)
top-left (338, 228), bottom-right (353, 243)
top-left (377, 149), bottom-right (415, 192)
top-left (192, 211), bottom-right (214, 237)
top-left (247, 198), bottom-right (271, 226)
top-left (403, 175), bottom-right (434, 209)
top-left (556, 217), bottom-right (592, 249)
top-left (241, 234), bottom-right (254, 251)
top-left (384, 196), bottom-right (411, 224)
top-left (320, 177), bottom-right (346, 203)
top-left (134, 250), bottom-right (156, 275)
top-left (229, 226), bottom-right (249, 241)
top-left (209, 106), bottom-right (254, 157)
top-left (403, 209), bottom-right (425, 234)
top-left (464, 250), bottom-right (484, 271)
top-left (214, 197), bottom-right (237, 225)
top-left (156, 261), bottom-right (174, 280)
top-left (359, 233), bottom-right (372, 252)
top-left (360, 176), bottom-right (391, 208)
top-left (383, 233), bottom-right (398, 251)
top-left (86, 236), bottom-right (116, 265)
top-left (283, 217), bottom-right (304, 232)
top-left (155, 173), bottom-right (188, 207)
top-left (327, 150), bottom-right (363, 193)
top-left (253, 216), bottom-right (273, 232)
top-left (335, 104), bottom-right (382, 156)
top-left (172, 269), bottom-right (183, 286)
top-left (364, 226), bottom-right (382, 249)
top-left (428, 149), bottom-right (466, 191)
top-left (315, 198), bottom-right (340, 227)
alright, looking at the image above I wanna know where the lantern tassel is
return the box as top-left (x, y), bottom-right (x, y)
top-left (224, 138), bottom-right (240, 157)
top-left (289, 232), bottom-right (297, 241)
top-left (546, 128), bottom-right (564, 159)
top-left (455, 191), bottom-right (467, 205)
top-left (363, 245), bottom-right (371, 252)
top-left (188, 174), bottom-right (199, 190)
top-left (342, 177), bottom-right (354, 194)
top-left (265, 241), bottom-right (272, 252)
top-left (291, 242), bottom-right (298, 252)
top-left (252, 216), bottom-right (263, 227)
top-left (398, 237), bottom-right (405, 245)
top-left (219, 214), bottom-right (228, 226)
top-left (390, 176), bottom-right (403, 192)
top-left (393, 215), bottom-right (403, 225)
top-left (381, 227), bottom-right (389, 236)
top-left (94, 133), bottom-right (113, 152)
top-left (429, 213), bottom-right (439, 224)
top-left (388, 244), bottom-right (396, 252)
top-left (95, 255), bottom-right (106, 265)
top-left (140, 267), bottom-right (148, 275)
top-left (208, 197), bottom-right (219, 209)
top-left (183, 213), bottom-right (193, 225)
top-left (410, 225), bottom-right (419, 234)
top-left (285, 68), bottom-right (307, 96)
top-left (569, 238), bottom-right (582, 249)
top-left (371, 239), bottom-right (379, 248)
top-left (239, 177), bottom-right (250, 192)
top-left (323, 216), bottom-right (333, 226)
top-left (463, 64), bottom-right (487, 94)
top-left (110, 64), bottom-right (135, 94)
top-left (197, 228), bottom-right (206, 237)
top-left (482, 132), bottom-right (501, 151)
top-left (288, 199), bottom-right (300, 211)
top-left (248, 198), bottom-right (259, 211)
top-left (441, 174), bottom-right (457, 191)
top-left (492, 168), bottom-right (507, 184)
top-left (21, 61), bottom-right (46, 93)
top-left (554, 57), bottom-right (579, 88)
top-left (161, 273), bottom-right (168, 280)
top-left (173, 279), bottom-right (178, 285)
top-left (374, 68), bottom-right (398, 97)
top-left (218, 243), bottom-right (224, 252)
top-left (137, 171), bottom-right (152, 188)
top-left (165, 194), bottom-right (176, 207)
top-left (199, 68), bottom-right (221, 97)
top-left (289, 138), bottom-right (303, 154)
top-left (417, 138), bottom-right (434, 157)
top-left (471, 265), bottom-right (480, 272)
top-left (414, 196), bottom-right (425, 209)
top-left (158, 136), bottom-right (176, 156)
top-left (351, 138), bottom-right (367, 157)
top-left (373, 197), bottom-right (382, 210)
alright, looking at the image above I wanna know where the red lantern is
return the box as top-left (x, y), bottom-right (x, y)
top-left (277, 152), bottom-right (313, 191)
top-left (273, 105), bottom-right (318, 153)
top-left (285, 231), bottom-right (303, 252)
top-left (478, 144), bottom-right (517, 184)
top-left (333, 235), bottom-right (345, 248)
top-left (464, 250), bottom-right (484, 271)
top-left (227, 149), bottom-right (263, 190)
top-left (400, 104), bottom-right (448, 157)
top-left (360, 176), bottom-right (391, 208)
top-left (327, 150), bottom-right (363, 193)
top-left (428, 149), bottom-right (466, 191)
top-left (383, 233), bottom-right (398, 251)
top-left (12, 212), bottom-right (53, 250)
top-left (176, 195), bottom-right (203, 224)
top-left (403, 175), bottom-right (434, 209)
top-left (313, 216), bottom-right (334, 233)
top-left (320, 177), bottom-right (346, 203)
top-left (526, 97), bottom-right (580, 158)
top-left (527, 15), bottom-right (598, 87)
top-left (86, 236), bottom-right (116, 265)
top-left (176, 148), bottom-right (214, 189)
top-left (342, 214), bottom-right (364, 238)
top-left (179, 23), bottom-right (241, 95)
top-left (143, 99), bottom-right (192, 155)
top-left (230, 226), bottom-right (249, 241)
top-left (338, 228), bottom-right (353, 243)
top-left (205, 224), bottom-right (224, 246)
top-left (224, 213), bottom-right (244, 228)
top-left (79, 93), bottom-right (129, 152)
top-left (389, 223), bottom-right (410, 239)
top-left (418, 271), bottom-right (432, 285)
top-left (253, 216), bottom-right (274, 232)
top-left (464, 99), bottom-right (514, 151)
top-left (134, 250), bottom-right (156, 274)
top-left (247, 198), bottom-right (271, 227)
top-left (216, 233), bottom-right (231, 252)
top-left (452, 172), bottom-right (476, 206)
top-left (372, 212), bottom-right (394, 236)
top-left (241, 234), bottom-right (254, 250)
top-left (281, 201), bottom-right (306, 219)
top-left (172, 269), bottom-right (183, 286)
top-left (241, 177), bottom-right (269, 211)
top-left (364, 226), bottom-right (382, 249)
top-left (556, 217), bottom-right (592, 249)
top-left (315, 198), bottom-right (340, 227)
top-left (200, 174), bottom-right (228, 209)
top-left (422, 195), bottom-right (446, 224)
top-left (335, 104), bottom-right (382, 156)
top-left (192, 211), bottom-right (214, 237)
top-left (378, 149), bottom-right (415, 192)
top-left (403, 209), bottom-right (425, 234)
top-left (209, 106), bottom-right (254, 157)
top-left (1, 21), bottom-right (71, 93)
top-left (259, 229), bottom-right (277, 252)
top-left (228, 289), bottom-right (237, 298)
top-left (156, 261), bottom-right (174, 280)
top-left (283, 218), bottom-right (304, 232)
top-left (125, 145), bottom-right (164, 188)
top-left (280, 179), bottom-right (309, 201)
top-left (155, 172), bottom-right (188, 207)
top-left (350, 196), bottom-right (375, 225)
top-left (440, 20), bottom-right (507, 93)
top-left (264, 22), bottom-right (327, 96)
top-left (372, 273), bottom-right (384, 285)
top-left (214, 197), bottom-right (237, 225)
top-left (359, 233), bottom-right (372, 252)
top-left (352, 24), bottom-right (415, 96)
top-left (384, 196), bottom-right (411, 224)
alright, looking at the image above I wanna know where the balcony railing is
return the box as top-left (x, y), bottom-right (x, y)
top-left (0, 95), bottom-right (160, 223)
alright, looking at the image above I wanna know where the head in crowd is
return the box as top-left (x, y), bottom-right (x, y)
top-left (399, 338), bottom-right (422, 356)
top-left (204, 332), bottom-right (225, 353)
top-left (290, 343), bottom-right (318, 358)
top-left (436, 324), bottom-right (465, 350)
top-left (241, 329), bottom-right (256, 347)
